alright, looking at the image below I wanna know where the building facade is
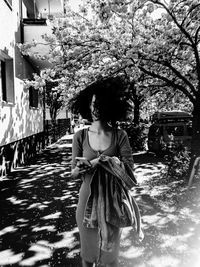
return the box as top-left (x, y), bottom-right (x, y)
top-left (0, 0), bottom-right (65, 177)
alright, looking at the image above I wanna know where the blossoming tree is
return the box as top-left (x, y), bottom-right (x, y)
top-left (20, 0), bottom-right (200, 158)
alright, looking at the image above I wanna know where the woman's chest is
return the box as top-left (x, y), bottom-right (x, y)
top-left (88, 132), bottom-right (112, 152)
top-left (82, 131), bottom-right (117, 159)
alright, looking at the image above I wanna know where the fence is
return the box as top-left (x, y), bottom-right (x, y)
top-left (44, 118), bottom-right (71, 144)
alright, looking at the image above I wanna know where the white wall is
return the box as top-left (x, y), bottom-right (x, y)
top-left (0, 1), bottom-right (14, 57)
top-left (0, 0), bottom-right (44, 147)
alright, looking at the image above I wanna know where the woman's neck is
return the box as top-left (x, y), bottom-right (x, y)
top-left (89, 121), bottom-right (110, 133)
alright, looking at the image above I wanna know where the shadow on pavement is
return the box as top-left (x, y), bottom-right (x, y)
top-left (119, 152), bottom-right (200, 267)
top-left (1, 148), bottom-right (200, 267)
top-left (0, 145), bottom-right (82, 267)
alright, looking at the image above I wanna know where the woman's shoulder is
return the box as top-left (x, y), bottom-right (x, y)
top-left (115, 128), bottom-right (128, 138)
top-left (73, 128), bottom-right (87, 141)
top-left (114, 128), bottom-right (129, 145)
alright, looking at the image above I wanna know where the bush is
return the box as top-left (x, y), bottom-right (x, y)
top-left (118, 122), bottom-right (148, 152)
top-left (163, 143), bottom-right (191, 180)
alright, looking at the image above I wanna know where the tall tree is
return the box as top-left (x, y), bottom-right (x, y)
top-left (20, 0), bottom-right (200, 157)
top-left (132, 0), bottom-right (200, 157)
top-left (20, 2), bottom-right (156, 125)
top-left (90, 0), bottom-right (199, 156)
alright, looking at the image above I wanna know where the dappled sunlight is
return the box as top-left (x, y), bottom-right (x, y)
top-left (42, 212), bottom-right (62, 220)
top-left (157, 202), bottom-right (176, 213)
top-left (32, 225), bottom-right (56, 233)
top-left (60, 171), bottom-right (72, 177)
top-left (0, 249), bottom-right (24, 265)
top-left (120, 246), bottom-right (145, 259)
top-left (67, 248), bottom-right (80, 259)
top-left (7, 196), bottom-right (27, 205)
top-left (0, 226), bottom-right (18, 236)
top-left (179, 207), bottom-right (200, 223)
top-left (16, 218), bottom-right (29, 223)
top-left (148, 185), bottom-right (170, 197)
top-left (18, 177), bottom-right (42, 184)
top-left (119, 152), bottom-right (200, 267)
top-left (27, 202), bottom-right (49, 210)
top-left (135, 162), bottom-right (165, 184)
top-left (121, 229), bottom-right (132, 247)
top-left (0, 145), bottom-right (81, 266)
top-left (148, 255), bottom-right (180, 267)
top-left (159, 232), bottom-right (192, 251)
top-left (54, 191), bottom-right (73, 201)
top-left (1, 149), bottom-right (200, 266)
top-left (20, 243), bottom-right (52, 266)
top-left (142, 213), bottom-right (165, 227)
top-left (52, 228), bottom-right (79, 249)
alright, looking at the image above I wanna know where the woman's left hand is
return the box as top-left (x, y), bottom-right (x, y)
top-left (112, 156), bottom-right (121, 165)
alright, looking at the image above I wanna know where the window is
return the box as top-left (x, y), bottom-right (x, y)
top-left (0, 58), bottom-right (15, 103)
top-left (187, 124), bottom-right (193, 136)
top-left (149, 125), bottom-right (162, 137)
top-left (166, 126), bottom-right (184, 136)
top-left (29, 86), bottom-right (39, 108)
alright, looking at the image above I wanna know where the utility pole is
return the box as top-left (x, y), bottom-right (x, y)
top-left (34, 0), bottom-right (36, 18)
top-left (48, 0), bottom-right (51, 17)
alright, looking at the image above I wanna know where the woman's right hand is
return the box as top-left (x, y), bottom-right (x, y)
top-left (71, 162), bottom-right (92, 178)
top-left (71, 157), bottom-right (100, 178)
top-left (71, 166), bottom-right (82, 178)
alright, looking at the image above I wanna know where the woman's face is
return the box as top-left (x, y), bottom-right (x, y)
top-left (90, 95), bottom-right (100, 121)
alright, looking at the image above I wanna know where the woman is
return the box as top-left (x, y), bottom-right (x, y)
top-left (70, 76), bottom-right (139, 267)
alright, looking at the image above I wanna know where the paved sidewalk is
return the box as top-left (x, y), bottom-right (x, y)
top-left (1, 134), bottom-right (200, 267)
top-left (0, 134), bottom-right (82, 267)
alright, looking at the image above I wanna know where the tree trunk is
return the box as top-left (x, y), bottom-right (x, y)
top-left (133, 100), bottom-right (140, 126)
top-left (129, 80), bottom-right (140, 126)
top-left (186, 100), bottom-right (200, 180)
top-left (191, 98), bottom-right (200, 158)
top-left (50, 107), bottom-right (57, 143)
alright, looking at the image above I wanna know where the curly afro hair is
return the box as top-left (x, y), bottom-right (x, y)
top-left (68, 76), bottom-right (132, 125)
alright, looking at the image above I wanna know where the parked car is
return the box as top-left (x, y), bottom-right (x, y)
top-left (148, 111), bottom-right (192, 154)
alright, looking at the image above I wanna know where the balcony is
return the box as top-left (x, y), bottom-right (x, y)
top-left (22, 19), bottom-right (53, 71)
top-left (23, 18), bottom-right (47, 25)
top-left (21, 0), bottom-right (64, 71)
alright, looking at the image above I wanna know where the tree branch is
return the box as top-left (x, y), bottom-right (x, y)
top-left (138, 65), bottom-right (195, 103)
top-left (164, 61), bottom-right (197, 96)
top-left (137, 50), bottom-right (197, 97)
top-left (151, 0), bottom-right (195, 46)
top-left (181, 3), bottom-right (200, 28)
top-left (195, 25), bottom-right (200, 45)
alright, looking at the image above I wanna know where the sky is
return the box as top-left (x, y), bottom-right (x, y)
top-left (67, 0), bottom-right (82, 11)
top-left (67, 0), bottom-right (163, 19)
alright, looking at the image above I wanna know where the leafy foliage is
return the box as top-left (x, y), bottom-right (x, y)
top-left (162, 143), bottom-right (191, 180)
top-left (45, 80), bottom-right (64, 121)
top-left (19, 0), bottom-right (200, 156)
top-left (119, 121), bottom-right (148, 151)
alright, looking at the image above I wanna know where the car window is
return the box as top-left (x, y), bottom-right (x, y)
top-left (166, 126), bottom-right (184, 136)
top-left (149, 125), bottom-right (161, 136)
top-left (187, 124), bottom-right (192, 136)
